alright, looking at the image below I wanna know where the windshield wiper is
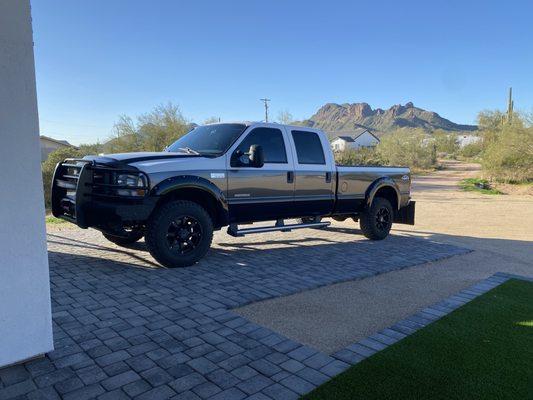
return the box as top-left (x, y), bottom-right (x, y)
top-left (178, 147), bottom-right (201, 155)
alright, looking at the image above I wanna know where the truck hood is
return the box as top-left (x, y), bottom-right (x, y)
top-left (83, 151), bottom-right (202, 167)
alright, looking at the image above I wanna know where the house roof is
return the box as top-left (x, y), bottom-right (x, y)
top-left (353, 129), bottom-right (380, 142)
top-left (332, 128), bottom-right (380, 143)
top-left (333, 136), bottom-right (355, 142)
top-left (40, 135), bottom-right (77, 148)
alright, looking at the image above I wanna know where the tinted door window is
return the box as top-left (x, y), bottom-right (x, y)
top-left (291, 130), bottom-right (326, 165)
top-left (236, 128), bottom-right (287, 163)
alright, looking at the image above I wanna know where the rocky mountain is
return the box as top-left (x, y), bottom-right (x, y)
top-left (300, 102), bottom-right (477, 135)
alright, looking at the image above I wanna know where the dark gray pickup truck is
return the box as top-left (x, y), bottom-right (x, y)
top-left (52, 122), bottom-right (415, 268)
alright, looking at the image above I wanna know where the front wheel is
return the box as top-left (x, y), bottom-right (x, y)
top-left (360, 197), bottom-right (393, 240)
top-left (145, 200), bottom-right (213, 268)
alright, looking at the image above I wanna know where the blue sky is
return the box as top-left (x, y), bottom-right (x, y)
top-left (32, 0), bottom-right (533, 145)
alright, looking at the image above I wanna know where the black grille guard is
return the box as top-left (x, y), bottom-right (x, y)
top-left (51, 158), bottom-right (149, 228)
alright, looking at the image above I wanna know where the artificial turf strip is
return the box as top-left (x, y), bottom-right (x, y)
top-left (303, 279), bottom-right (533, 400)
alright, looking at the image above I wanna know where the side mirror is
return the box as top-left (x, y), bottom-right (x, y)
top-left (231, 145), bottom-right (264, 168)
top-left (248, 145), bottom-right (264, 168)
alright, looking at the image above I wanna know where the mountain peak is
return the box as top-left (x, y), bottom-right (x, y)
top-left (302, 102), bottom-right (476, 134)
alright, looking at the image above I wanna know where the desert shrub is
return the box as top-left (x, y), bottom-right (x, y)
top-left (334, 146), bottom-right (382, 165)
top-left (460, 141), bottom-right (484, 158)
top-left (433, 130), bottom-right (459, 156)
top-left (481, 120), bottom-right (533, 183)
top-left (376, 129), bottom-right (437, 171)
top-left (42, 147), bottom-right (82, 208)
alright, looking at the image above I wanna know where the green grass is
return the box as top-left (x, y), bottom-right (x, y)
top-left (303, 279), bottom-right (533, 400)
top-left (459, 178), bottom-right (503, 194)
top-left (45, 215), bottom-right (67, 224)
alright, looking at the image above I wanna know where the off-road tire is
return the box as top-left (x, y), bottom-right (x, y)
top-left (360, 197), bottom-right (393, 240)
top-left (145, 200), bottom-right (213, 268)
top-left (102, 230), bottom-right (144, 246)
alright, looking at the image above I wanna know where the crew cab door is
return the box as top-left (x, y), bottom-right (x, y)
top-left (289, 129), bottom-right (335, 216)
top-left (226, 125), bottom-right (295, 223)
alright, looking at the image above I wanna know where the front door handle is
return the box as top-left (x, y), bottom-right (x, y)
top-left (325, 172), bottom-right (332, 183)
top-left (287, 171), bottom-right (294, 183)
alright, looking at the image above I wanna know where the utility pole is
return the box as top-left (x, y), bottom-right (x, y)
top-left (260, 98), bottom-right (270, 122)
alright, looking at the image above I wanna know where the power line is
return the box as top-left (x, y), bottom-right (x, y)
top-left (260, 98), bottom-right (270, 122)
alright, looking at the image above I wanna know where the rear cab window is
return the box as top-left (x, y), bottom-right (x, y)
top-left (291, 130), bottom-right (326, 165)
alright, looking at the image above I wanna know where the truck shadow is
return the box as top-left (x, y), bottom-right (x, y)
top-left (45, 226), bottom-right (482, 273)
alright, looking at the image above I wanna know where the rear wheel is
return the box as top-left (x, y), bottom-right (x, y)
top-left (145, 200), bottom-right (213, 268)
top-left (102, 230), bottom-right (144, 246)
top-left (360, 197), bottom-right (393, 240)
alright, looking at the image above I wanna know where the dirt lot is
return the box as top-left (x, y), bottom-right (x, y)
top-left (236, 161), bottom-right (533, 353)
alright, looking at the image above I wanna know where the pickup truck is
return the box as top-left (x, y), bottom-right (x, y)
top-left (52, 122), bottom-right (415, 268)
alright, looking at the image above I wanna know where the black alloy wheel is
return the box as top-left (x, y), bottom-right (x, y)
top-left (375, 206), bottom-right (392, 232)
top-left (166, 216), bottom-right (203, 255)
top-left (360, 197), bottom-right (393, 240)
top-left (145, 200), bottom-right (213, 268)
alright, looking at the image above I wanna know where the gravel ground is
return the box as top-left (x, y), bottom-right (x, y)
top-left (235, 161), bottom-right (533, 354)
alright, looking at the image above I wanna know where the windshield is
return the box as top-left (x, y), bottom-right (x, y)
top-left (166, 123), bottom-right (247, 156)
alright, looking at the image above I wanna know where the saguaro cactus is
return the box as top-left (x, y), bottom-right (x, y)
top-left (507, 87), bottom-right (514, 122)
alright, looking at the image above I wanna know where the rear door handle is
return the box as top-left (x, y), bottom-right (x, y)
top-left (325, 172), bottom-right (332, 183)
top-left (287, 171), bottom-right (294, 183)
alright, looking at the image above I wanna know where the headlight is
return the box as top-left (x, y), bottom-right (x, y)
top-left (115, 173), bottom-right (148, 196)
top-left (116, 174), bottom-right (146, 187)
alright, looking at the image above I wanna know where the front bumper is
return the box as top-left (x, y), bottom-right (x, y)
top-left (51, 159), bottom-right (157, 231)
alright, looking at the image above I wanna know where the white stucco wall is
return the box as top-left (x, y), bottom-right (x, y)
top-left (353, 131), bottom-right (379, 148)
top-left (331, 138), bottom-right (348, 152)
top-left (0, 0), bottom-right (54, 367)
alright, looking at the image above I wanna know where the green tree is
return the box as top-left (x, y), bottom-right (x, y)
top-left (106, 103), bottom-right (189, 153)
top-left (203, 116), bottom-right (220, 124)
top-left (277, 109), bottom-right (294, 124)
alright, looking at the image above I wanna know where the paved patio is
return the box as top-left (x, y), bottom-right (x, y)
top-left (0, 226), bottom-right (468, 399)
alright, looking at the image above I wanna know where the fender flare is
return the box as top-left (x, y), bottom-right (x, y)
top-left (365, 177), bottom-right (401, 210)
top-left (151, 175), bottom-right (229, 226)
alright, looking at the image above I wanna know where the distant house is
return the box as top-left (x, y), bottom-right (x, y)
top-left (40, 135), bottom-right (77, 161)
top-left (457, 134), bottom-right (481, 148)
top-left (331, 128), bottom-right (380, 152)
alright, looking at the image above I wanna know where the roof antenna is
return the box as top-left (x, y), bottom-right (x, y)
top-left (260, 98), bottom-right (270, 122)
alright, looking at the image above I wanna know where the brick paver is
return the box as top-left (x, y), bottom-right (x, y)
top-left (0, 227), bottom-right (468, 399)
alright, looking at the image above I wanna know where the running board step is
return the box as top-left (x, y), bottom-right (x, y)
top-left (227, 220), bottom-right (330, 237)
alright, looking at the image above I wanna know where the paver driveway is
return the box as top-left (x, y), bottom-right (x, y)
top-left (0, 226), bottom-right (468, 399)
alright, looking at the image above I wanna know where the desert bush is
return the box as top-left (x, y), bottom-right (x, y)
top-left (459, 141), bottom-right (484, 158)
top-left (376, 129), bottom-right (437, 171)
top-left (481, 119), bottom-right (533, 183)
top-left (334, 146), bottom-right (382, 165)
top-left (433, 129), bottom-right (459, 156)
top-left (42, 147), bottom-right (82, 208)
